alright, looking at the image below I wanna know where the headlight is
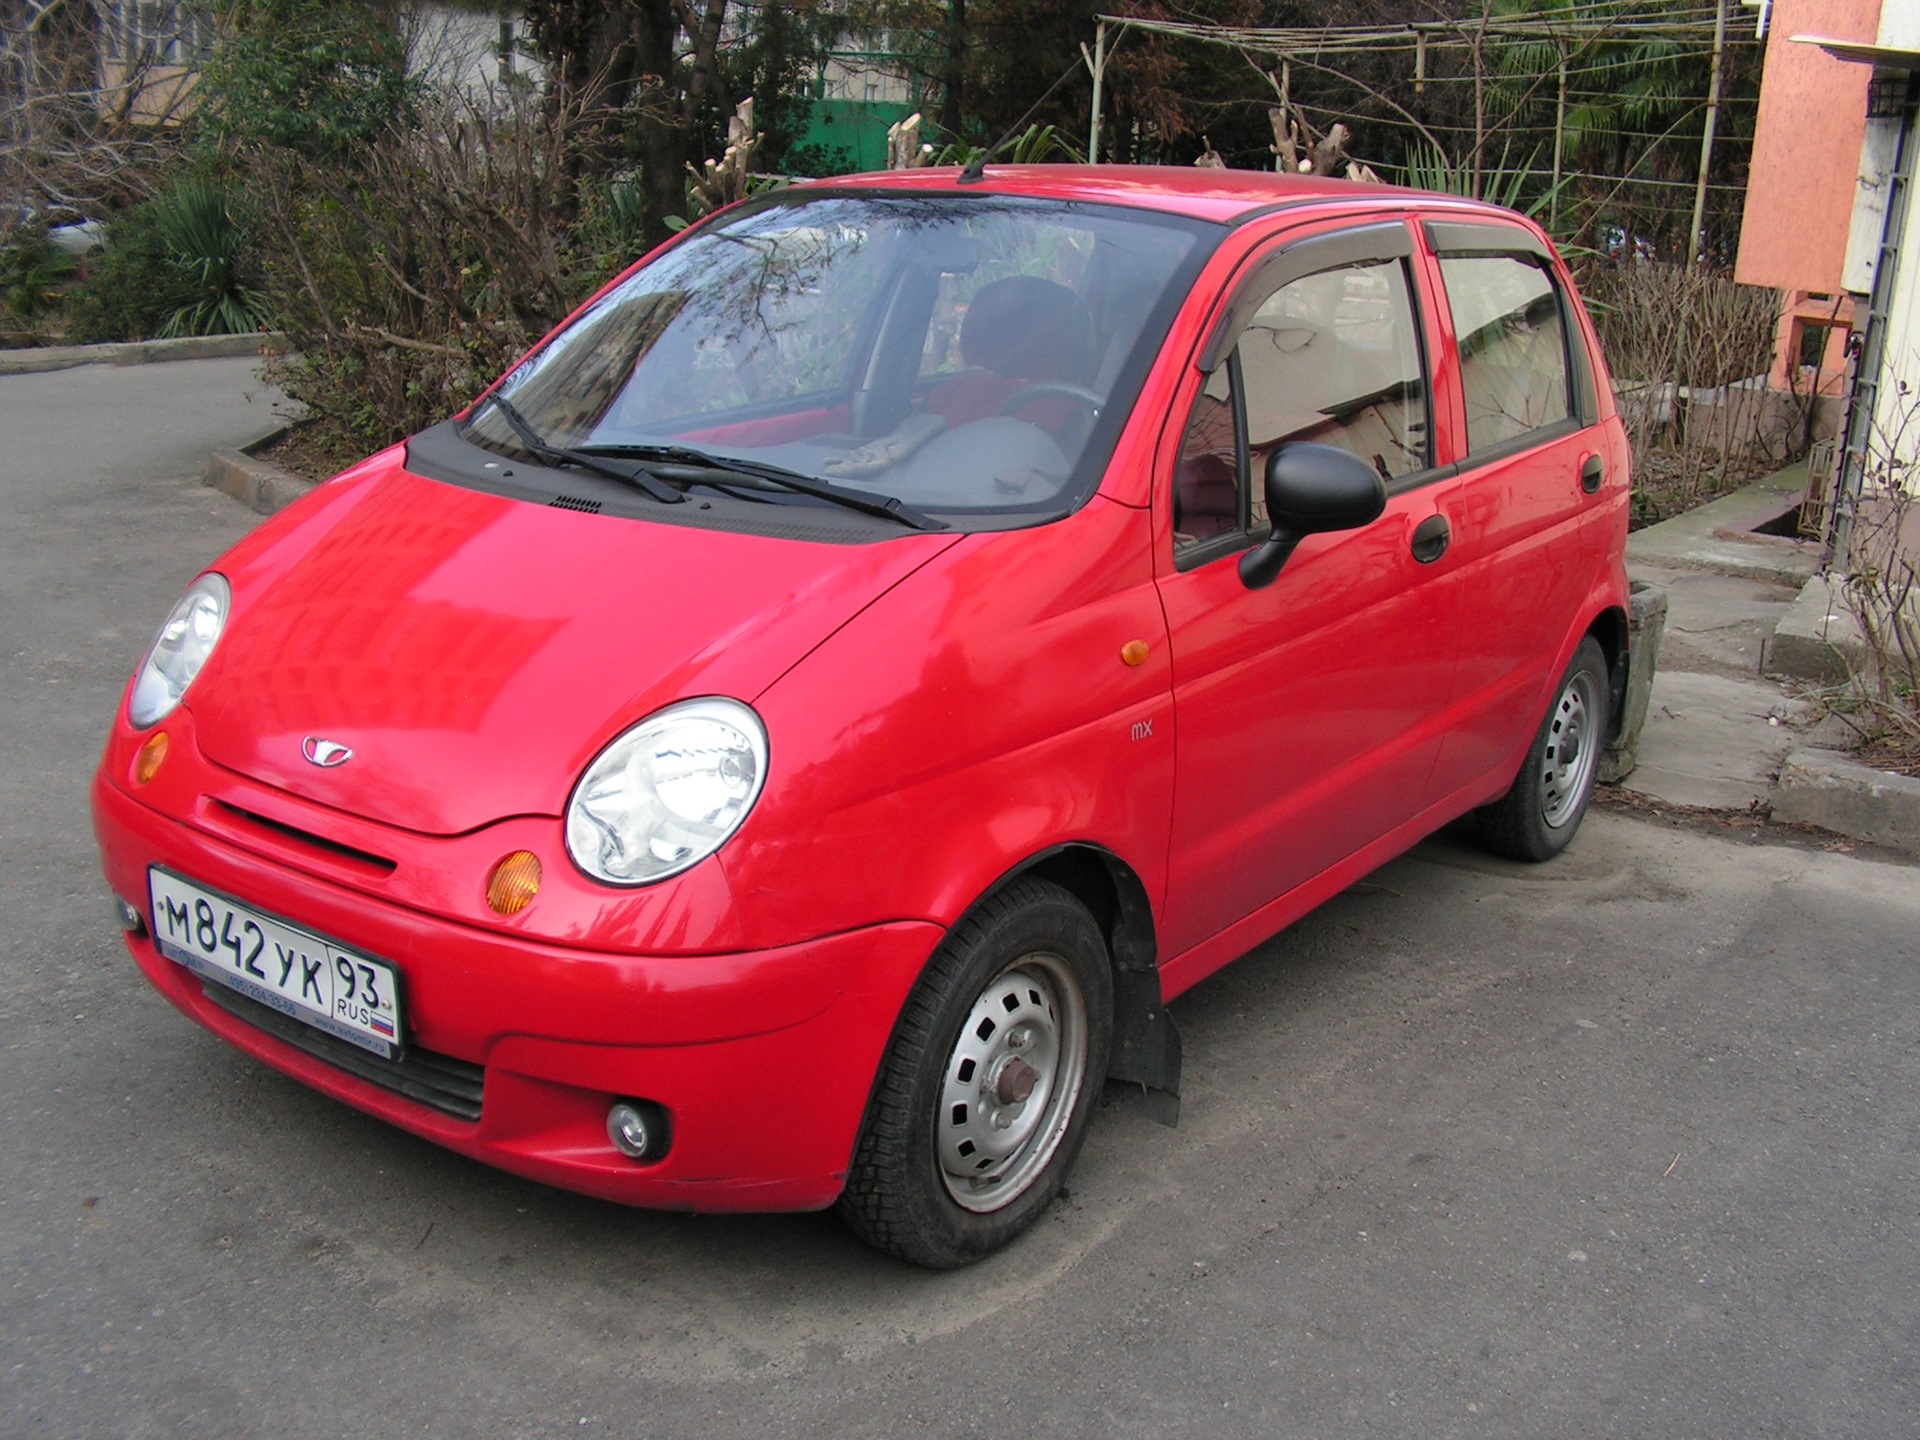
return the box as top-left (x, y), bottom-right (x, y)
top-left (128, 573), bottom-right (231, 728)
top-left (566, 698), bottom-right (768, 885)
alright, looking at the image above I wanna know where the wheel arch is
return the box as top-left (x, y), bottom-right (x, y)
top-left (1586, 602), bottom-right (1629, 743)
top-left (986, 843), bottom-right (1182, 1116)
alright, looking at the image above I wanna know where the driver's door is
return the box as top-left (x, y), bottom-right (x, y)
top-left (1155, 218), bottom-right (1464, 967)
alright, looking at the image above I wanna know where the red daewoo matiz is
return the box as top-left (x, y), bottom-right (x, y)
top-left (94, 166), bottom-right (1630, 1267)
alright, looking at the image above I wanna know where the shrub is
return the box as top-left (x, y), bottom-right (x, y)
top-left (147, 179), bottom-right (268, 337)
top-left (68, 178), bottom-right (266, 343)
top-left (1835, 399), bottom-right (1920, 772)
top-left (252, 81), bottom-right (615, 449)
top-left (0, 233), bottom-right (76, 344)
top-left (1581, 263), bottom-right (1781, 525)
top-left (66, 199), bottom-right (188, 344)
top-left (198, 0), bottom-right (418, 158)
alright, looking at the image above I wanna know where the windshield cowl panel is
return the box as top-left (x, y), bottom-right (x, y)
top-left (453, 192), bottom-right (1215, 533)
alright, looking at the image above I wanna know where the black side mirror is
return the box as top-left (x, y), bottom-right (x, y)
top-left (1238, 442), bottom-right (1388, 589)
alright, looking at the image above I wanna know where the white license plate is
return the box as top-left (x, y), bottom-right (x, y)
top-left (147, 868), bottom-right (403, 1059)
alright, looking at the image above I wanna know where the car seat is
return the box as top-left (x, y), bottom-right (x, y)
top-left (925, 276), bottom-right (1098, 434)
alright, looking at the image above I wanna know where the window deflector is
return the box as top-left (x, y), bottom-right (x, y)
top-left (1197, 221), bottom-right (1415, 375)
top-left (1424, 219), bottom-right (1597, 425)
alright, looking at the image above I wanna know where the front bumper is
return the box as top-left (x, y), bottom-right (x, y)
top-left (93, 769), bottom-right (939, 1212)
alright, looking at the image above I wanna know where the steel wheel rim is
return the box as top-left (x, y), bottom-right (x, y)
top-left (936, 953), bottom-right (1089, 1214)
top-left (1540, 667), bottom-right (1601, 828)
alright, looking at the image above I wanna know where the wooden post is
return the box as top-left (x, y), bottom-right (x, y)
top-left (1085, 20), bottom-right (1105, 165)
top-left (1279, 60), bottom-right (1291, 172)
top-left (1689, 0), bottom-right (1728, 267)
top-left (1551, 53), bottom-right (1567, 231)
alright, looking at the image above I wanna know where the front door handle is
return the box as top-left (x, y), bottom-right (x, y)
top-left (1580, 454), bottom-right (1604, 494)
top-left (1410, 513), bottom-right (1450, 564)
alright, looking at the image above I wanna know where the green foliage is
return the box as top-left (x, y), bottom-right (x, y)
top-left (68, 178), bottom-right (266, 342)
top-left (0, 234), bottom-right (76, 332)
top-left (1400, 140), bottom-right (1573, 237)
top-left (198, 0), bottom-right (418, 158)
top-left (931, 123), bottom-right (1086, 168)
top-left (149, 180), bottom-right (269, 337)
top-left (724, 1), bottom-right (844, 176)
top-left (67, 201), bottom-right (185, 344)
top-left (1490, 0), bottom-right (1707, 169)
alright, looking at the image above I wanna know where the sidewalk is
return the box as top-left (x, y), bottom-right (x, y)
top-left (1618, 458), bottom-right (1920, 856)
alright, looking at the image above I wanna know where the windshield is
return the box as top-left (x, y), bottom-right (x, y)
top-left (459, 192), bottom-right (1210, 524)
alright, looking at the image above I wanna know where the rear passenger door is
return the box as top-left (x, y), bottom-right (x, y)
top-left (1418, 221), bottom-right (1616, 796)
top-left (1155, 218), bottom-right (1465, 961)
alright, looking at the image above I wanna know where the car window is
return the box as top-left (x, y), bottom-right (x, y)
top-left (1436, 254), bottom-right (1572, 454)
top-left (1174, 255), bottom-right (1428, 556)
top-left (459, 194), bottom-right (1210, 527)
top-left (917, 215), bottom-right (1098, 381)
top-left (1173, 363), bottom-right (1241, 545)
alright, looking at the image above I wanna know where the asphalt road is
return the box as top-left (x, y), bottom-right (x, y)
top-left (5, 358), bottom-right (1918, 1439)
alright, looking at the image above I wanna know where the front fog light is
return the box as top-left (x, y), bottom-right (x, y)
top-left (566, 698), bottom-right (768, 885)
top-left (111, 895), bottom-right (146, 935)
top-left (607, 1099), bottom-right (671, 1161)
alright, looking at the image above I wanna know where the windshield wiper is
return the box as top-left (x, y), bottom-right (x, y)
top-left (575, 441), bottom-right (948, 532)
top-left (471, 393), bottom-right (685, 506)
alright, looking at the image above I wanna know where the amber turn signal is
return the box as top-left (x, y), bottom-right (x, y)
top-left (485, 851), bottom-right (542, 916)
top-left (133, 731), bottom-right (169, 785)
top-left (1120, 640), bottom-right (1150, 667)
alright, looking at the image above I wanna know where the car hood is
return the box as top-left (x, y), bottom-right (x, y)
top-left (189, 461), bottom-right (959, 835)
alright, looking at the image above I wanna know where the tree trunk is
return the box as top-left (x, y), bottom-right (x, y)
top-left (525, 0), bottom-right (730, 248)
top-left (941, 0), bottom-right (967, 142)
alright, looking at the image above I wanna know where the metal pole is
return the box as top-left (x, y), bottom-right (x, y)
top-left (1689, 0), bottom-right (1728, 267)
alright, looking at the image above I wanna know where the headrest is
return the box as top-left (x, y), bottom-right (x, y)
top-left (959, 276), bottom-right (1094, 382)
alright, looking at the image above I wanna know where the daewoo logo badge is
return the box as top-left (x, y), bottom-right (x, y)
top-left (301, 737), bottom-right (354, 768)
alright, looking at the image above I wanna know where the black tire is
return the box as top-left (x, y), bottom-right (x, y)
top-left (1476, 635), bottom-right (1610, 863)
top-left (838, 877), bottom-right (1113, 1269)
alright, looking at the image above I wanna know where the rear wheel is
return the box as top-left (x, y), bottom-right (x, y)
top-left (838, 878), bottom-right (1112, 1268)
top-left (1476, 636), bottom-right (1610, 862)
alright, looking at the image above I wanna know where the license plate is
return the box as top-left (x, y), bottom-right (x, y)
top-left (147, 868), bottom-right (403, 1059)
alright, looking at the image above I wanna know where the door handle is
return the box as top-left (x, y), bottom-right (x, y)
top-left (1410, 514), bottom-right (1450, 564)
top-left (1580, 454), bottom-right (1604, 494)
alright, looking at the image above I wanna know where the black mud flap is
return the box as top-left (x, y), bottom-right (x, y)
top-left (1108, 966), bottom-right (1182, 1127)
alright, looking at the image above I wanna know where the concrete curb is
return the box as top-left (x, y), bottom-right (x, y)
top-left (0, 332), bottom-right (287, 377)
top-left (1625, 458), bottom-right (1820, 586)
top-left (204, 424), bottom-right (317, 515)
top-left (1773, 747), bottom-right (1920, 856)
top-left (1762, 573), bottom-right (1863, 685)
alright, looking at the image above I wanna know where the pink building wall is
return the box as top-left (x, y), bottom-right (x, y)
top-left (1735, 0), bottom-right (1879, 294)
top-left (1735, 0), bottom-right (1881, 397)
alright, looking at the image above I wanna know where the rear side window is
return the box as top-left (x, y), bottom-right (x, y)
top-left (1436, 254), bottom-right (1572, 455)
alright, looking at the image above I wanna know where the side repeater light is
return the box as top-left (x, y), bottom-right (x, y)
top-left (133, 731), bottom-right (169, 785)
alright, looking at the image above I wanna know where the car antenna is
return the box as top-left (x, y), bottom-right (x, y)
top-left (957, 55), bottom-right (1087, 186)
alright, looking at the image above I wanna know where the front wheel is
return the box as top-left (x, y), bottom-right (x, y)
top-left (838, 878), bottom-right (1112, 1268)
top-left (1476, 635), bottom-right (1610, 862)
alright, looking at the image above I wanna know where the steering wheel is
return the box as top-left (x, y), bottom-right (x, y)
top-left (1000, 383), bottom-right (1104, 417)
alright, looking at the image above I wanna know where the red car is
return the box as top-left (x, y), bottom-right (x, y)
top-left (94, 166), bottom-right (1629, 1267)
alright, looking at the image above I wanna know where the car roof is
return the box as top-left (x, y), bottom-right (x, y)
top-left (799, 164), bottom-right (1513, 227)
